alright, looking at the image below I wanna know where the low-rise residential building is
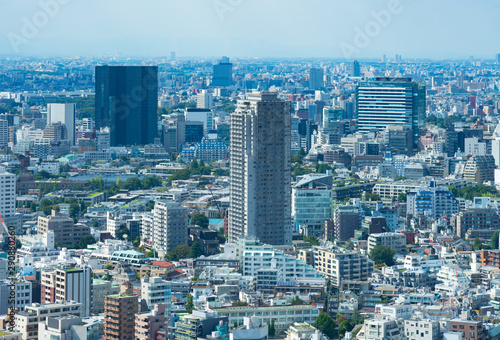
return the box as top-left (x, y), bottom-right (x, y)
top-left (368, 233), bottom-right (407, 254)
top-left (316, 249), bottom-right (374, 287)
top-left (404, 319), bottom-right (440, 340)
top-left (14, 301), bottom-right (82, 340)
top-left (213, 304), bottom-right (320, 333)
top-left (357, 318), bottom-right (402, 340)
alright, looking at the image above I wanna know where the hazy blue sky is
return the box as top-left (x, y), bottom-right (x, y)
top-left (1, 0), bottom-right (499, 59)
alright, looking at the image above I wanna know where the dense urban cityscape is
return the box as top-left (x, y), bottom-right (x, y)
top-left (1, 2), bottom-right (500, 340)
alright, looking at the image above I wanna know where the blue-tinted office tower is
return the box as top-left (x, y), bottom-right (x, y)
top-left (95, 65), bottom-right (158, 146)
top-left (212, 57), bottom-right (233, 87)
top-left (351, 60), bottom-right (360, 77)
top-left (355, 77), bottom-right (425, 148)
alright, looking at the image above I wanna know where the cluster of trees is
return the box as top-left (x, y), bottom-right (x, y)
top-left (303, 235), bottom-right (320, 246)
top-left (369, 245), bottom-right (396, 266)
top-left (190, 213), bottom-right (209, 228)
top-left (103, 176), bottom-right (163, 197)
top-left (34, 170), bottom-right (67, 180)
top-left (448, 185), bottom-right (500, 201)
top-left (426, 114), bottom-right (476, 129)
top-left (311, 311), bottom-right (364, 339)
top-left (56, 235), bottom-right (97, 250)
top-left (167, 159), bottom-right (212, 184)
top-left (471, 234), bottom-right (499, 251)
top-left (166, 242), bottom-right (203, 261)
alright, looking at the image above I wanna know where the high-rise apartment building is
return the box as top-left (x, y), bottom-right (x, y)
top-left (95, 65), bottom-right (158, 146)
top-left (355, 77), bottom-right (426, 147)
top-left (0, 171), bottom-right (16, 222)
top-left (309, 67), bottom-right (324, 90)
top-left (104, 282), bottom-right (138, 340)
top-left (145, 200), bottom-right (188, 253)
top-left (212, 57), bottom-right (233, 86)
top-left (229, 92), bottom-right (292, 245)
top-left (47, 103), bottom-right (76, 145)
top-left (0, 118), bottom-right (8, 148)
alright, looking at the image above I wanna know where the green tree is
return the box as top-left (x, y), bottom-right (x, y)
top-left (167, 244), bottom-right (191, 261)
top-left (145, 249), bottom-right (156, 258)
top-left (472, 237), bottom-right (489, 251)
top-left (364, 193), bottom-right (381, 201)
top-left (78, 235), bottom-right (97, 249)
top-left (268, 320), bottom-right (276, 337)
top-left (141, 176), bottom-right (162, 189)
top-left (303, 235), bottom-right (319, 246)
top-left (190, 158), bottom-right (199, 170)
top-left (312, 313), bottom-right (337, 339)
top-left (492, 231), bottom-right (500, 250)
top-left (123, 177), bottom-right (142, 190)
top-left (291, 296), bottom-right (303, 305)
top-left (186, 293), bottom-right (194, 313)
top-left (189, 241), bottom-right (203, 258)
top-left (191, 213), bottom-right (209, 228)
top-left (339, 319), bottom-right (354, 338)
top-left (116, 178), bottom-right (123, 188)
top-left (397, 192), bottom-right (407, 202)
top-left (133, 236), bottom-right (141, 248)
top-left (369, 245), bottom-right (396, 266)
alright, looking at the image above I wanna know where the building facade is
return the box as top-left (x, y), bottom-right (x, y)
top-left (95, 65), bottom-right (158, 146)
top-left (229, 92), bottom-right (292, 245)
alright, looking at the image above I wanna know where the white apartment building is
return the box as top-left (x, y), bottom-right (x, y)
top-left (214, 304), bottom-right (320, 333)
top-left (464, 137), bottom-right (486, 156)
top-left (197, 90), bottom-right (214, 110)
top-left (404, 319), bottom-right (440, 340)
top-left (368, 233), bottom-right (407, 254)
top-left (141, 276), bottom-right (171, 314)
top-left (0, 171), bottom-right (16, 219)
top-left (403, 254), bottom-right (444, 273)
top-left (143, 200), bottom-right (188, 253)
top-left (357, 318), bottom-right (402, 340)
top-left (238, 238), bottom-right (324, 293)
top-left (14, 301), bottom-right (82, 340)
top-left (375, 304), bottom-right (412, 319)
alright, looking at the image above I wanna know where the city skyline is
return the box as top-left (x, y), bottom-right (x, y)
top-left (0, 0), bottom-right (499, 59)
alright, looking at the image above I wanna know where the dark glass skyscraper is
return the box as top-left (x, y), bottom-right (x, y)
top-left (95, 65), bottom-right (158, 146)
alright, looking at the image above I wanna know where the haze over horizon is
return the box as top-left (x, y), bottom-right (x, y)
top-left (0, 0), bottom-right (499, 59)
